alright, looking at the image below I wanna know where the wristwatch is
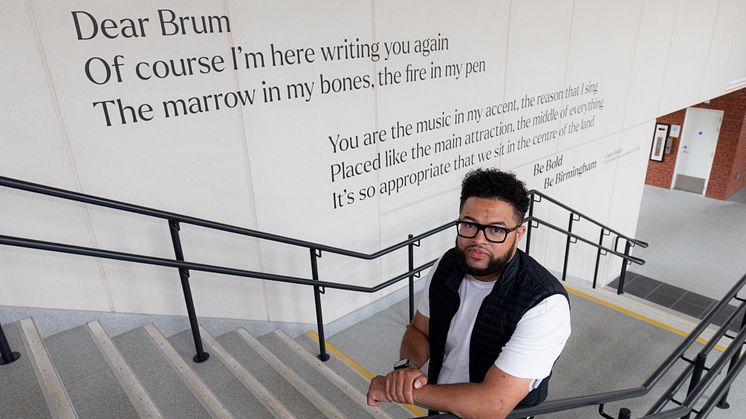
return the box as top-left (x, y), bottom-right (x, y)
top-left (394, 358), bottom-right (420, 370)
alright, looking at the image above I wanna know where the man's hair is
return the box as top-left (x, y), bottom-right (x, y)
top-left (459, 168), bottom-right (530, 223)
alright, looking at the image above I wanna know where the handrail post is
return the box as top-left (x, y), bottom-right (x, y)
top-left (618, 408), bottom-right (631, 419)
top-left (682, 353), bottom-right (707, 419)
top-left (593, 228), bottom-right (608, 289)
top-left (310, 248), bottom-right (330, 361)
top-left (407, 234), bottom-right (415, 323)
top-left (168, 220), bottom-right (209, 363)
top-left (617, 240), bottom-right (632, 295)
top-left (716, 306), bottom-right (746, 409)
top-left (525, 193), bottom-right (536, 256)
top-left (0, 323), bottom-right (21, 365)
top-left (562, 213), bottom-right (578, 282)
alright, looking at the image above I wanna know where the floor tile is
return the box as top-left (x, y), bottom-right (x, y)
top-left (646, 285), bottom-right (683, 308)
top-left (709, 304), bottom-right (745, 333)
top-left (699, 300), bottom-right (718, 319)
top-left (678, 292), bottom-right (715, 309)
top-left (623, 275), bottom-right (662, 298)
top-left (608, 272), bottom-right (641, 290)
top-left (671, 299), bottom-right (710, 319)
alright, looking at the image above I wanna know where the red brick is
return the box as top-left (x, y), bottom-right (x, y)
top-left (644, 88), bottom-right (746, 199)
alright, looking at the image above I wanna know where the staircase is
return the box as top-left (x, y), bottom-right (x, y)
top-left (0, 317), bottom-right (412, 418)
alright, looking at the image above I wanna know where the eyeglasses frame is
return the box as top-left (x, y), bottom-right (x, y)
top-left (455, 220), bottom-right (521, 243)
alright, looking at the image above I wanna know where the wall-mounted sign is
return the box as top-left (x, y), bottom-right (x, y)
top-left (650, 123), bottom-right (669, 162)
top-left (669, 124), bottom-right (681, 138)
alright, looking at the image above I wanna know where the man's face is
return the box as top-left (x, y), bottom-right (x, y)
top-left (456, 197), bottom-right (526, 281)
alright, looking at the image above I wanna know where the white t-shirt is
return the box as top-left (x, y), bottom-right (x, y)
top-left (417, 257), bottom-right (571, 390)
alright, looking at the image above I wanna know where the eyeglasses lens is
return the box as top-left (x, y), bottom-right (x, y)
top-left (457, 223), bottom-right (506, 243)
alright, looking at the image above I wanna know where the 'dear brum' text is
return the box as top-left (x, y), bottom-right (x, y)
top-left (71, 9), bottom-right (230, 40)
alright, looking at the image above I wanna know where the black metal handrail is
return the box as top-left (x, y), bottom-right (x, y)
top-left (0, 176), bottom-right (437, 260)
top-left (508, 272), bottom-right (746, 418)
top-left (528, 216), bottom-right (645, 265)
top-left (0, 175), bottom-right (646, 370)
top-left (529, 189), bottom-right (648, 248)
top-left (0, 234), bottom-right (440, 294)
top-left (526, 189), bottom-right (648, 294)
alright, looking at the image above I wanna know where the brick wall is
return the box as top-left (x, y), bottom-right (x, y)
top-left (644, 88), bottom-right (746, 200)
top-left (645, 110), bottom-right (685, 189)
top-left (723, 95), bottom-right (746, 196)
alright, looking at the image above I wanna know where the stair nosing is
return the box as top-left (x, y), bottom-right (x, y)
top-left (19, 318), bottom-right (78, 419)
top-left (197, 325), bottom-right (295, 419)
top-left (235, 328), bottom-right (346, 419)
top-left (86, 321), bottom-right (163, 419)
top-left (142, 323), bottom-right (234, 419)
top-left (271, 329), bottom-right (392, 419)
top-left (305, 331), bottom-right (423, 417)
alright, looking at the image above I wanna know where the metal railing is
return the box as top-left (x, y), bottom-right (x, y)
top-left (0, 175), bottom-right (645, 366)
top-left (525, 190), bottom-right (648, 293)
top-left (508, 272), bottom-right (746, 419)
top-left (0, 175), bottom-right (457, 364)
top-left (0, 174), bottom-right (686, 418)
top-left (0, 176), bottom-right (648, 366)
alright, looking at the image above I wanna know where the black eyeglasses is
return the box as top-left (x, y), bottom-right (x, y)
top-left (456, 220), bottom-right (520, 243)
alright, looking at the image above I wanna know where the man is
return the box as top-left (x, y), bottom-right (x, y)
top-left (367, 168), bottom-right (571, 418)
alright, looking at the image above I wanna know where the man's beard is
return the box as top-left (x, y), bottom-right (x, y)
top-left (454, 245), bottom-right (511, 278)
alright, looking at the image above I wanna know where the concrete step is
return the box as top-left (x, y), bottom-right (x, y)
top-left (2, 316), bottom-right (438, 419)
top-left (167, 327), bottom-right (286, 418)
top-left (0, 320), bottom-right (57, 418)
top-left (265, 329), bottom-right (390, 419)
top-left (294, 334), bottom-right (418, 418)
top-left (215, 329), bottom-right (329, 418)
top-left (85, 321), bottom-right (162, 418)
top-left (44, 323), bottom-right (138, 418)
top-left (254, 330), bottom-right (371, 418)
top-left (111, 325), bottom-right (211, 418)
top-left (294, 333), bottom-right (417, 418)
top-left (18, 317), bottom-right (78, 418)
top-left (569, 282), bottom-right (731, 347)
top-left (142, 324), bottom-right (233, 418)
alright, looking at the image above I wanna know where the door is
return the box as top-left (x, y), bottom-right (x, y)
top-left (672, 108), bottom-right (723, 194)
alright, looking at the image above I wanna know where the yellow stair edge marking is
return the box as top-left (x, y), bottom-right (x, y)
top-left (307, 331), bottom-right (427, 417)
top-left (565, 285), bottom-right (727, 352)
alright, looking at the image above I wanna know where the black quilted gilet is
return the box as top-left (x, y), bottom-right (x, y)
top-left (427, 247), bottom-right (568, 408)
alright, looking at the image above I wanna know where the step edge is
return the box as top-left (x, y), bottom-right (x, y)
top-left (272, 329), bottom-right (392, 419)
top-left (19, 318), bottom-right (78, 419)
top-left (197, 326), bottom-right (295, 419)
top-left (235, 328), bottom-right (345, 419)
top-left (306, 331), bottom-right (426, 417)
top-left (571, 284), bottom-right (732, 348)
top-left (142, 324), bottom-right (234, 419)
top-left (86, 321), bottom-right (163, 419)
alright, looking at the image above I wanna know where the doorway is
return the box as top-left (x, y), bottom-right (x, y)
top-left (672, 108), bottom-right (723, 195)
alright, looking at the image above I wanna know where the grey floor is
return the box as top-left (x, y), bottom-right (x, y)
top-left (631, 185), bottom-right (746, 300)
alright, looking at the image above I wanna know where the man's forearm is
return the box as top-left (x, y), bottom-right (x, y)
top-left (413, 382), bottom-right (511, 419)
top-left (400, 324), bottom-right (429, 367)
top-left (412, 367), bottom-right (531, 419)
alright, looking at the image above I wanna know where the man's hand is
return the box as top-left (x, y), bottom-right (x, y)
top-left (384, 367), bottom-right (428, 404)
top-left (368, 310), bottom-right (430, 408)
top-left (367, 375), bottom-right (389, 406)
